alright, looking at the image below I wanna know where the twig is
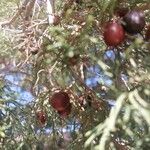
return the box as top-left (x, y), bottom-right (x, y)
top-left (0, 9), bottom-right (22, 27)
top-left (121, 76), bottom-right (130, 91)
top-left (17, 53), bottom-right (32, 68)
top-left (46, 0), bottom-right (55, 24)
top-left (97, 93), bottom-right (127, 150)
top-left (33, 69), bottom-right (45, 89)
top-left (24, 0), bottom-right (36, 21)
top-left (0, 0), bottom-right (30, 27)
top-left (135, 3), bottom-right (150, 11)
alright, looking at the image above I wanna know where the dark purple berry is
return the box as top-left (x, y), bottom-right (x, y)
top-left (123, 10), bottom-right (145, 34)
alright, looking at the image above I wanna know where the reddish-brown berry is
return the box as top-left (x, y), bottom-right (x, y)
top-left (103, 22), bottom-right (125, 46)
top-left (50, 91), bottom-right (70, 111)
top-left (58, 103), bottom-right (72, 118)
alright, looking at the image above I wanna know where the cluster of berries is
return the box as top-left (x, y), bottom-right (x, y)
top-left (36, 91), bottom-right (71, 125)
top-left (103, 10), bottom-right (149, 47)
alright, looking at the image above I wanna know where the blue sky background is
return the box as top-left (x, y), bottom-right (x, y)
top-left (2, 50), bottom-right (120, 107)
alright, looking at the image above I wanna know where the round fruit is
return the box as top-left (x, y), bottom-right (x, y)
top-left (123, 10), bottom-right (145, 34)
top-left (50, 91), bottom-right (70, 111)
top-left (36, 111), bottom-right (47, 125)
top-left (103, 22), bottom-right (125, 46)
top-left (58, 103), bottom-right (72, 118)
top-left (145, 25), bottom-right (150, 41)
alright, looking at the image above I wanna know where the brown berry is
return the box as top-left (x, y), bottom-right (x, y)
top-left (103, 22), bottom-right (125, 46)
top-left (50, 91), bottom-right (70, 111)
top-left (58, 103), bottom-right (72, 118)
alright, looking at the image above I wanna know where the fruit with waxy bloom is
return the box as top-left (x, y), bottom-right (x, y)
top-left (103, 22), bottom-right (125, 46)
top-left (36, 110), bottom-right (47, 125)
top-left (50, 91), bottom-right (70, 111)
top-left (123, 10), bottom-right (145, 34)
